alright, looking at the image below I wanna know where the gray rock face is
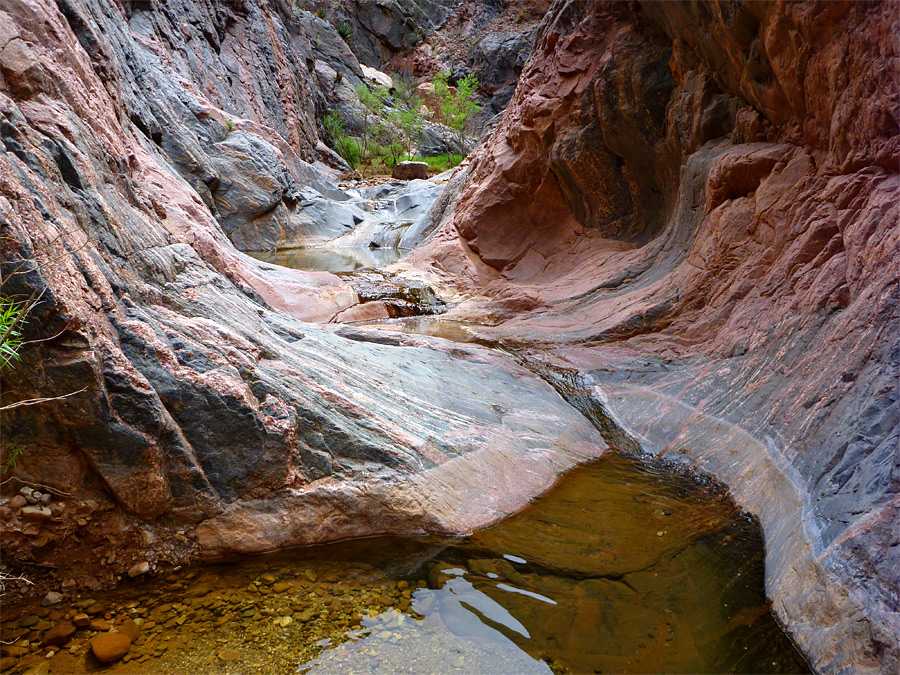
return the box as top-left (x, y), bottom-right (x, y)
top-left (338, 0), bottom-right (460, 67)
top-left (468, 30), bottom-right (534, 127)
top-left (417, 120), bottom-right (465, 156)
top-left (325, 175), bottom-right (450, 250)
top-left (0, 0), bottom-right (604, 589)
top-left (295, 11), bottom-right (365, 86)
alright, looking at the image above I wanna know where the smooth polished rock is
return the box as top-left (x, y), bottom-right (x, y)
top-left (400, 2), bottom-right (899, 672)
top-left (90, 633), bottom-right (132, 663)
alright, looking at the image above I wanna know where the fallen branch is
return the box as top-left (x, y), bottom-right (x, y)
top-left (0, 387), bottom-right (87, 411)
top-left (0, 477), bottom-right (74, 499)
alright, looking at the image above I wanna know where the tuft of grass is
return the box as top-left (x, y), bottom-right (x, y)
top-left (0, 298), bottom-right (25, 369)
top-left (336, 21), bottom-right (353, 40)
top-left (2, 441), bottom-right (23, 476)
top-left (314, 8), bottom-right (327, 19)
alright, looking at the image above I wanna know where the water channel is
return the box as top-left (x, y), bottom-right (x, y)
top-left (248, 247), bottom-right (408, 273)
top-left (1, 248), bottom-right (810, 674)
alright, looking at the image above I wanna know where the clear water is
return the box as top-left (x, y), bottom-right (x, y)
top-left (2, 455), bottom-right (808, 674)
top-left (247, 247), bottom-right (407, 273)
top-left (0, 255), bottom-right (809, 674)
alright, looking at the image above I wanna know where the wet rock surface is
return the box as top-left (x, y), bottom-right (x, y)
top-left (334, 270), bottom-right (446, 322)
top-left (0, 0), bottom-right (601, 590)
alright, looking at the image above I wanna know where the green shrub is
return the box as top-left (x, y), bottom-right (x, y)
top-left (356, 84), bottom-right (391, 162)
top-left (0, 298), bottom-right (25, 369)
top-left (432, 72), bottom-right (480, 153)
top-left (336, 21), bottom-right (353, 40)
top-left (389, 106), bottom-right (423, 159)
top-left (336, 136), bottom-right (361, 167)
top-left (322, 110), bottom-right (360, 167)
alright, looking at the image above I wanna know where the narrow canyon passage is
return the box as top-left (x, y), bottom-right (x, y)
top-left (1, 1), bottom-right (897, 674)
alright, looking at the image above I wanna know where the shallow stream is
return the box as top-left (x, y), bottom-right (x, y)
top-left (247, 247), bottom-right (408, 273)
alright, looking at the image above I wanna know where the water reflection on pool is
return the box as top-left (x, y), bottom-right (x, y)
top-left (247, 247), bottom-right (408, 273)
top-left (296, 454), bottom-right (809, 675)
top-left (1, 455), bottom-right (808, 674)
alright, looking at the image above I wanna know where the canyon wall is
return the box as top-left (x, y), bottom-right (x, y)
top-left (404, 0), bottom-right (899, 672)
top-left (0, 0), bottom-right (896, 672)
top-left (0, 0), bottom-right (603, 591)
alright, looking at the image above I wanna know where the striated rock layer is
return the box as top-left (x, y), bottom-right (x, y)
top-left (402, 0), bottom-right (899, 672)
top-left (1, 0), bottom-right (897, 673)
top-left (0, 0), bottom-right (603, 589)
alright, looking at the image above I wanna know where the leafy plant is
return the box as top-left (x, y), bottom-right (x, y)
top-left (388, 105), bottom-right (424, 160)
top-left (355, 84), bottom-right (390, 162)
top-left (322, 110), bottom-right (343, 142)
top-left (322, 110), bottom-right (360, 167)
top-left (0, 298), bottom-right (25, 369)
top-left (432, 72), bottom-right (480, 153)
top-left (336, 21), bottom-right (353, 40)
top-left (336, 136), bottom-right (361, 167)
top-left (314, 8), bottom-right (327, 19)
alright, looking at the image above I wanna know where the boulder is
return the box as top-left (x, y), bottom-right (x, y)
top-left (360, 64), bottom-right (392, 89)
top-left (20, 506), bottom-right (52, 521)
top-left (127, 561), bottom-right (150, 578)
top-left (89, 618), bottom-right (111, 631)
top-left (392, 161), bottom-right (429, 180)
top-left (118, 619), bottom-right (141, 642)
top-left (42, 621), bottom-right (75, 647)
top-left (89, 633), bottom-right (131, 663)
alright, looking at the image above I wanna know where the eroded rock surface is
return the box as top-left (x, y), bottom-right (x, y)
top-left (402, 1), bottom-right (899, 671)
top-left (1, 0), bottom-right (896, 673)
top-left (0, 0), bottom-right (603, 590)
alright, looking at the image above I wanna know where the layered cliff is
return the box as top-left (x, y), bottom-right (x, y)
top-left (404, 0), bottom-right (899, 671)
top-left (0, 0), bottom-right (603, 591)
top-left (0, 0), bottom-right (897, 673)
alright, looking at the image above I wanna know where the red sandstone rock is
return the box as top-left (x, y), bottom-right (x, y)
top-left (399, 2), bottom-right (899, 672)
top-left (89, 633), bottom-right (131, 663)
top-left (41, 621), bottom-right (75, 647)
top-left (332, 301), bottom-right (393, 323)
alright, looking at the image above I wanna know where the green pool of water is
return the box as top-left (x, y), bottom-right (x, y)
top-left (1, 454), bottom-right (808, 674)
